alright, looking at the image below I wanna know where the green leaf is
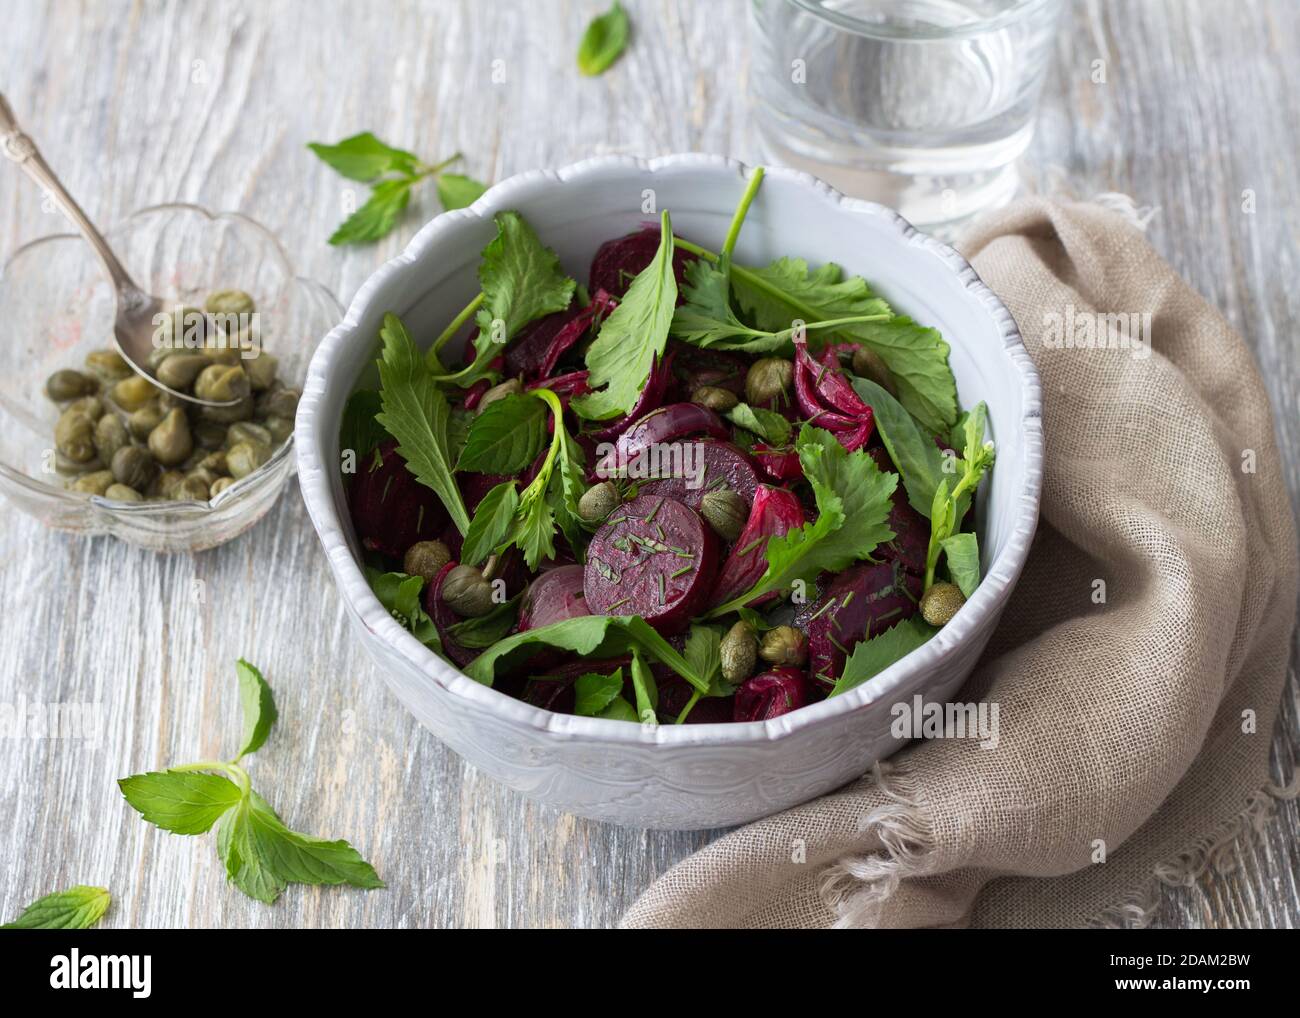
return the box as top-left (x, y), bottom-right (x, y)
top-left (476, 211), bottom-right (575, 341)
top-left (549, 426), bottom-right (589, 556)
top-left (118, 769), bottom-right (245, 835)
top-left (847, 317), bottom-right (957, 435)
top-left (671, 259), bottom-right (787, 351)
top-left (684, 623), bottom-right (729, 696)
top-left (513, 485), bottom-right (558, 570)
top-left (851, 376), bottom-right (945, 518)
top-left (726, 402), bottom-right (791, 446)
top-left (456, 393), bottom-right (550, 473)
top-left (339, 389), bottom-right (387, 468)
top-left (461, 480), bottom-right (519, 566)
top-left (445, 592), bottom-right (522, 649)
top-left (577, 1), bottom-right (630, 76)
top-left (574, 669), bottom-right (625, 717)
top-left (829, 618), bottom-right (934, 698)
top-left (366, 569), bottom-right (442, 652)
top-left (234, 659), bottom-right (277, 760)
top-left (941, 532), bottom-right (981, 597)
top-left (436, 173), bottom-right (489, 210)
top-left (307, 132), bottom-right (419, 182)
top-left (464, 615), bottom-right (709, 693)
top-left (215, 791), bottom-right (383, 905)
top-left (375, 312), bottom-right (472, 535)
top-left (2, 885), bottom-right (111, 929)
top-left (598, 695), bottom-right (639, 721)
top-left (573, 210), bottom-right (677, 420)
top-left (710, 425), bottom-right (897, 615)
top-left (328, 178), bottom-right (414, 246)
top-left (629, 648), bottom-right (658, 725)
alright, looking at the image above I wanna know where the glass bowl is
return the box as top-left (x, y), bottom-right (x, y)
top-left (0, 203), bottom-right (342, 552)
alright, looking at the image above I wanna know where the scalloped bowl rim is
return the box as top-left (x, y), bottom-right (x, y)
top-left (296, 153), bottom-right (1043, 748)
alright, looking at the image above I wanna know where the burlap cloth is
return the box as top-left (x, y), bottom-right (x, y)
top-left (621, 198), bottom-right (1299, 929)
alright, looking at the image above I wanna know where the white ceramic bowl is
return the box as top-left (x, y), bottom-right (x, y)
top-left (297, 154), bottom-right (1042, 830)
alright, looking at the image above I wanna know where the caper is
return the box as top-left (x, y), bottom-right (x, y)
top-left (147, 408), bottom-right (193, 466)
top-left (256, 387), bottom-right (299, 419)
top-left (193, 420), bottom-right (227, 449)
top-left (578, 480), bottom-right (621, 524)
top-left (194, 364), bottom-right (251, 404)
top-left (93, 413), bottom-right (130, 463)
top-left (478, 378), bottom-right (522, 413)
top-left (84, 349), bottom-right (132, 382)
top-left (242, 351), bottom-right (279, 392)
top-left (745, 357), bottom-right (793, 406)
top-left (46, 369), bottom-right (97, 402)
top-left (225, 421), bottom-right (273, 449)
top-left (113, 446), bottom-right (158, 491)
top-left (691, 385), bottom-right (739, 412)
top-left (157, 305), bottom-right (209, 350)
top-left (700, 488), bottom-right (748, 542)
top-left (186, 466), bottom-right (221, 488)
top-left (263, 415), bottom-right (294, 443)
top-left (202, 333), bottom-right (245, 366)
top-left (404, 540), bottom-right (452, 582)
top-left (152, 470), bottom-right (184, 499)
top-left (851, 346), bottom-right (896, 396)
top-left (196, 450), bottom-right (228, 475)
top-left (103, 483), bottom-right (143, 502)
top-left (145, 344), bottom-right (174, 372)
top-left (226, 439), bottom-right (270, 480)
top-left (172, 475), bottom-right (210, 501)
top-left (204, 288), bottom-right (256, 316)
top-left (441, 564), bottom-right (495, 618)
top-left (70, 470), bottom-right (115, 495)
top-left (126, 403), bottom-right (166, 440)
top-left (198, 394), bottom-right (254, 424)
top-left (54, 409), bottom-right (96, 462)
top-left (720, 620), bottom-right (758, 685)
top-left (66, 395), bottom-right (105, 421)
top-left (155, 352), bottom-right (212, 391)
top-left (920, 582), bottom-right (966, 627)
top-left (110, 374), bottom-right (159, 412)
top-left (759, 625), bottom-right (808, 667)
top-left (209, 476), bottom-right (235, 498)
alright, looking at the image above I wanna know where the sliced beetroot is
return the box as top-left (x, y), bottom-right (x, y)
top-left (349, 439), bottom-right (450, 559)
top-left (594, 402), bottom-right (730, 481)
top-left (638, 439), bottom-right (761, 511)
top-left (793, 337), bottom-right (874, 451)
top-left (522, 676), bottom-right (577, 713)
top-left (749, 442), bottom-right (803, 483)
top-left (867, 447), bottom-right (928, 575)
top-left (528, 369), bottom-right (590, 400)
top-left (589, 228), bottom-right (696, 300)
top-left (733, 667), bottom-right (811, 721)
top-left (795, 561), bottom-right (923, 690)
top-left (587, 348), bottom-right (676, 442)
top-left (583, 494), bottom-right (718, 634)
top-left (505, 290), bottom-right (618, 381)
top-left (462, 378), bottom-right (492, 411)
top-left (656, 674), bottom-right (736, 724)
top-left (423, 561), bottom-right (478, 668)
top-left (518, 565), bottom-right (589, 631)
top-left (709, 485), bottom-right (807, 609)
top-left (459, 471), bottom-right (510, 514)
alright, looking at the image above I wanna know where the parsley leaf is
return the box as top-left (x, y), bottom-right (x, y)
top-left (456, 392), bottom-right (550, 473)
top-left (476, 211), bottom-right (576, 341)
top-left (709, 425), bottom-right (897, 615)
top-left (234, 658), bottom-right (277, 760)
top-left (573, 210), bottom-right (678, 419)
top-left (307, 132), bottom-right (419, 181)
top-left (1, 886), bottom-right (111, 930)
top-left (375, 312), bottom-right (471, 535)
top-left (577, 1), bottom-right (630, 76)
top-left (829, 618), bottom-right (933, 698)
top-left (574, 668), bottom-right (625, 717)
top-left (851, 375), bottom-right (945, 518)
top-left (461, 480), bottom-right (520, 566)
top-left (436, 172), bottom-right (489, 211)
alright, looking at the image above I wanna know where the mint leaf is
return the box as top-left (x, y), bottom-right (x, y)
top-left (2, 886), bottom-right (111, 929)
top-left (445, 592), bottom-right (522, 649)
top-left (118, 770), bottom-right (244, 835)
top-left (307, 132), bottom-right (419, 182)
top-left (710, 425), bottom-right (897, 615)
top-left (328, 178), bottom-right (414, 246)
top-left (366, 569), bottom-right (441, 651)
top-left (375, 313), bottom-right (472, 535)
top-left (941, 532), bottom-right (980, 597)
top-left (437, 173), bottom-right (488, 210)
top-left (629, 648), bottom-right (658, 725)
top-left (726, 402), bottom-right (791, 446)
top-left (829, 618), bottom-right (933, 698)
top-left (456, 392), bottom-right (549, 473)
top-left (577, 1), bottom-right (630, 76)
top-left (216, 791), bottom-right (383, 905)
top-left (234, 659), bottom-right (277, 760)
top-left (476, 211), bottom-right (576, 341)
top-left (461, 480), bottom-right (519, 566)
top-left (851, 376), bottom-right (945, 518)
top-left (574, 669), bottom-right (625, 717)
top-left (574, 211), bottom-right (677, 419)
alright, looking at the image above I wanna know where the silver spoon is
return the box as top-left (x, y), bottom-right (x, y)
top-left (0, 93), bottom-right (236, 407)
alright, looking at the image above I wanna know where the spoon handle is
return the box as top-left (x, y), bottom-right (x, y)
top-left (0, 92), bottom-right (140, 296)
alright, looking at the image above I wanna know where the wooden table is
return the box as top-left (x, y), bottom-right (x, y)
top-left (1, 0), bottom-right (1295, 929)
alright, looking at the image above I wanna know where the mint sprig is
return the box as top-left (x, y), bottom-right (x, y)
top-left (118, 660), bottom-right (383, 905)
top-left (2, 885), bottom-right (111, 929)
top-left (577, 2), bottom-right (630, 77)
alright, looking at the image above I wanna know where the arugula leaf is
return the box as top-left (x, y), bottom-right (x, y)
top-left (726, 402), bottom-right (791, 446)
top-left (445, 592), bottom-right (522, 649)
top-left (456, 393), bottom-right (550, 473)
top-left (829, 618), bottom-right (933, 698)
top-left (629, 648), bottom-right (658, 725)
top-left (941, 532), bottom-right (981, 597)
top-left (375, 313), bottom-right (472, 535)
top-left (573, 210), bottom-right (677, 420)
top-left (436, 173), bottom-right (489, 211)
top-left (574, 668), bottom-right (625, 717)
top-left (577, 1), bottom-right (630, 76)
top-left (461, 480), bottom-right (519, 566)
top-left (234, 659), bottom-right (277, 760)
top-left (709, 425), bottom-right (897, 615)
top-left (851, 376), bottom-right (945, 518)
top-left (1, 886), bottom-right (111, 930)
top-left (476, 211), bottom-right (575, 341)
top-left (465, 615), bottom-right (709, 693)
top-left (118, 770), bottom-right (245, 835)
top-left (307, 132), bottom-right (419, 181)
top-left (328, 178), bottom-right (415, 246)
